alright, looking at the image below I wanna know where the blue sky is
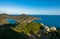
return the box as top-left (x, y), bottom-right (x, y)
top-left (0, 0), bottom-right (60, 15)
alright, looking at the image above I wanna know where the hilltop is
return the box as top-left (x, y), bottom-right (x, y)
top-left (0, 13), bottom-right (60, 39)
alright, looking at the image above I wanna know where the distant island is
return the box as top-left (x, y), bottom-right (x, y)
top-left (0, 13), bottom-right (60, 39)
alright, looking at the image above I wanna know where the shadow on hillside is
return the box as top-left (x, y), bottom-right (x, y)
top-left (0, 23), bottom-right (17, 28)
top-left (0, 24), bottom-right (60, 39)
top-left (30, 31), bottom-right (40, 39)
top-left (0, 24), bottom-right (30, 39)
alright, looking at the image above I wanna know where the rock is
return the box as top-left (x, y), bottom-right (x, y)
top-left (50, 27), bottom-right (56, 31)
top-left (45, 26), bottom-right (50, 32)
top-left (40, 23), bottom-right (44, 26)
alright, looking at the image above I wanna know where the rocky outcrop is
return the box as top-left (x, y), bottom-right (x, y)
top-left (40, 23), bottom-right (56, 32)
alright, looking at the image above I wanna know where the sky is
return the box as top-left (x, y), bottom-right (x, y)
top-left (0, 0), bottom-right (60, 15)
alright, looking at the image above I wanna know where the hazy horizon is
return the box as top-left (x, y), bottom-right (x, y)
top-left (0, 0), bottom-right (60, 15)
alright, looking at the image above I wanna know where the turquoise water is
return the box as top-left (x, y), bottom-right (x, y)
top-left (6, 19), bottom-right (17, 24)
top-left (6, 15), bottom-right (60, 28)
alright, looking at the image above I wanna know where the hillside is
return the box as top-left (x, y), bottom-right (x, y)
top-left (0, 14), bottom-right (60, 39)
top-left (0, 22), bottom-right (60, 39)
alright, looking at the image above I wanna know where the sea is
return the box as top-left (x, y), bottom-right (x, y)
top-left (7, 15), bottom-right (60, 28)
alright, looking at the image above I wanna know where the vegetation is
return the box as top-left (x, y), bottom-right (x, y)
top-left (0, 22), bottom-right (60, 39)
top-left (9, 22), bottom-right (60, 39)
top-left (0, 14), bottom-right (60, 39)
top-left (11, 22), bottom-right (42, 34)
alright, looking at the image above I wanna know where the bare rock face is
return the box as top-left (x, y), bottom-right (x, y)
top-left (50, 27), bottom-right (56, 31)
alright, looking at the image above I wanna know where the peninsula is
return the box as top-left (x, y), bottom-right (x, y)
top-left (0, 13), bottom-right (60, 39)
top-left (0, 13), bottom-right (40, 25)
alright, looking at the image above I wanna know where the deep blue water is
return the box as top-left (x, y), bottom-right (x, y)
top-left (7, 15), bottom-right (60, 28)
top-left (31, 15), bottom-right (60, 28)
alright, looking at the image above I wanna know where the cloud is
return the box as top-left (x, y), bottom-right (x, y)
top-left (0, 6), bottom-right (60, 15)
top-left (0, 7), bottom-right (30, 14)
